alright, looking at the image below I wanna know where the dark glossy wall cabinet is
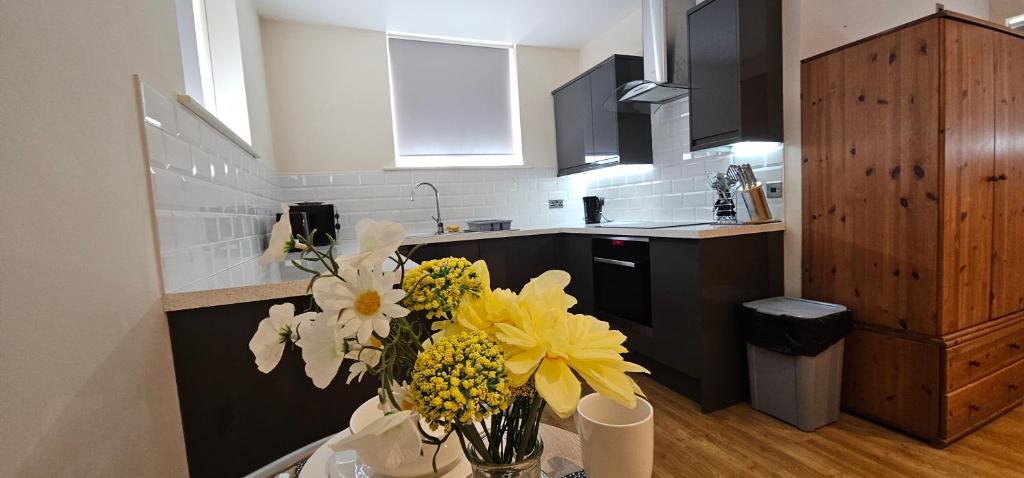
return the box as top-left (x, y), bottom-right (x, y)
top-left (686, 0), bottom-right (782, 150)
top-left (552, 55), bottom-right (652, 176)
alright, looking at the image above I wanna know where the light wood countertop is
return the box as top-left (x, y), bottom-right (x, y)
top-left (162, 222), bottom-right (785, 312)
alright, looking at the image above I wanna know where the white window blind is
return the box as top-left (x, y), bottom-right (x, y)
top-left (388, 36), bottom-right (521, 166)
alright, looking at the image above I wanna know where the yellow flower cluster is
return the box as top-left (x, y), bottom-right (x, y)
top-left (449, 269), bottom-right (648, 418)
top-left (402, 257), bottom-right (482, 320)
top-left (410, 331), bottom-right (511, 429)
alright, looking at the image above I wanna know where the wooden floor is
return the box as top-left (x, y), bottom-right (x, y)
top-left (542, 375), bottom-right (1024, 477)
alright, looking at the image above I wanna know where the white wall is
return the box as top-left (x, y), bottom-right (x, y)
top-left (0, 0), bottom-right (188, 476)
top-left (800, 0), bottom-right (990, 58)
top-left (260, 20), bottom-right (580, 174)
top-left (579, 7), bottom-right (643, 71)
top-left (262, 20), bottom-right (398, 173)
top-left (515, 46), bottom-right (581, 169)
top-left (781, 0), bottom-right (802, 296)
top-left (990, 0), bottom-right (1024, 23)
top-left (237, 0), bottom-right (277, 169)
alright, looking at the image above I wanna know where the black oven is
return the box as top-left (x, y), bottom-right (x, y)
top-left (592, 237), bottom-right (652, 327)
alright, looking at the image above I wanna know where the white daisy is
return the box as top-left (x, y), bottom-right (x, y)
top-left (337, 218), bottom-right (406, 270)
top-left (312, 266), bottom-right (409, 344)
top-left (248, 303), bottom-right (315, 373)
top-left (345, 337), bottom-right (383, 384)
top-left (378, 381), bottom-right (415, 413)
top-left (259, 204), bottom-right (305, 265)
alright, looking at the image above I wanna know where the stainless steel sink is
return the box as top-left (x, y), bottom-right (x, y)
top-left (406, 229), bottom-right (516, 239)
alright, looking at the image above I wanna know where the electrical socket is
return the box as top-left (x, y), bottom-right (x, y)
top-left (765, 181), bottom-right (783, 198)
top-left (548, 199), bottom-right (564, 209)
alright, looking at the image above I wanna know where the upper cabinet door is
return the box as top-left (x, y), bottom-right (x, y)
top-left (992, 34), bottom-right (1024, 319)
top-left (553, 76), bottom-right (592, 172)
top-left (688, 0), bottom-right (740, 147)
top-left (588, 60), bottom-right (619, 157)
top-left (940, 20), bottom-right (997, 333)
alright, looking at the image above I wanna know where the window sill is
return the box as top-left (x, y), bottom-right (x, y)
top-left (176, 94), bottom-right (259, 158)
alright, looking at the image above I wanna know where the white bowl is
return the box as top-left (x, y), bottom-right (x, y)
top-left (348, 397), bottom-right (464, 478)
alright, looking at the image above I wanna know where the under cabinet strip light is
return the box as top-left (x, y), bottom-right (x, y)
top-left (1007, 13), bottom-right (1024, 30)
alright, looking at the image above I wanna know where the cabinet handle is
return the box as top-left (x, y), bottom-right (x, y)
top-left (987, 175), bottom-right (1000, 182)
top-left (969, 404), bottom-right (981, 412)
top-left (1009, 384), bottom-right (1019, 391)
top-left (593, 257), bottom-right (636, 268)
top-left (968, 360), bottom-right (981, 367)
top-left (998, 174), bottom-right (1008, 181)
top-left (1010, 343), bottom-right (1021, 350)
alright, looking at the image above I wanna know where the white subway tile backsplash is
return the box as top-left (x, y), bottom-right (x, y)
top-left (175, 104), bottom-right (201, 145)
top-left (143, 82), bottom-right (785, 292)
top-left (163, 133), bottom-right (192, 173)
top-left (359, 172), bottom-right (386, 185)
top-left (142, 83), bottom-right (177, 134)
top-left (141, 80), bottom-right (279, 293)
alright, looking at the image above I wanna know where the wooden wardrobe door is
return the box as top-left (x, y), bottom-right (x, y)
top-left (992, 34), bottom-right (1024, 318)
top-left (802, 21), bottom-right (941, 335)
top-left (940, 20), bottom-right (997, 333)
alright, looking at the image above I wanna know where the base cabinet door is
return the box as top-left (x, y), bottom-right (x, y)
top-left (649, 239), bottom-right (702, 379)
top-left (557, 235), bottom-right (595, 315)
top-left (478, 236), bottom-right (556, 291)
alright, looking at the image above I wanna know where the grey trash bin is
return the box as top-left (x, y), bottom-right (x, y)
top-left (741, 297), bottom-right (852, 432)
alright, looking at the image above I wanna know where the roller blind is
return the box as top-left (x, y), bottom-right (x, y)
top-left (388, 37), bottom-right (515, 157)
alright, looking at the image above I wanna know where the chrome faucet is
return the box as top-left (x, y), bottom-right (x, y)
top-left (410, 182), bottom-right (443, 235)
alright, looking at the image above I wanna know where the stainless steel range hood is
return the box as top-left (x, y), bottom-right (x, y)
top-left (618, 0), bottom-right (696, 104)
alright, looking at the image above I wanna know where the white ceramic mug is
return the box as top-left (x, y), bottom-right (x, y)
top-left (574, 393), bottom-right (654, 478)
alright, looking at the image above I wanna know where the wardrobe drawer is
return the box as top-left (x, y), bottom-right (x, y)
top-left (943, 359), bottom-right (1024, 439)
top-left (946, 319), bottom-right (1024, 391)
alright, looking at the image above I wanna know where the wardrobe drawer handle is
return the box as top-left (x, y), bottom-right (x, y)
top-left (969, 404), bottom-right (981, 412)
top-left (968, 360), bottom-right (981, 367)
top-left (1010, 343), bottom-right (1022, 350)
top-left (1009, 384), bottom-right (1019, 391)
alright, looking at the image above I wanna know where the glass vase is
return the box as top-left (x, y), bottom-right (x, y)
top-left (467, 438), bottom-right (548, 478)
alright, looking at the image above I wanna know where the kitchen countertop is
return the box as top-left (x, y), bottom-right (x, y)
top-left (162, 221), bottom-right (785, 312)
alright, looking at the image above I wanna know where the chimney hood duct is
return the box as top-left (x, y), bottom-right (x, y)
top-left (618, 0), bottom-right (695, 104)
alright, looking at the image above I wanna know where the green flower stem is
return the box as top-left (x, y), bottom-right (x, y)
top-left (456, 422), bottom-right (494, 463)
top-left (516, 394), bottom-right (545, 461)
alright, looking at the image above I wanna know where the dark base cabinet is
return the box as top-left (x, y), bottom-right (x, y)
top-left (479, 236), bottom-right (556, 291)
top-left (167, 231), bottom-right (783, 476)
top-left (167, 298), bottom-right (379, 478)
top-left (557, 235), bottom-right (595, 315)
top-left (647, 232), bottom-right (784, 412)
top-left (399, 235), bottom-right (557, 292)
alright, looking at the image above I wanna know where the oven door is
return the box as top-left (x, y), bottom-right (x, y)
top-left (592, 244), bottom-right (652, 327)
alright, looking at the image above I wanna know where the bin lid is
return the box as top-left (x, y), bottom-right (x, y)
top-left (742, 297), bottom-right (847, 319)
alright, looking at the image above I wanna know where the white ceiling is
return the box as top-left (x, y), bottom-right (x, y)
top-left (252, 0), bottom-right (641, 49)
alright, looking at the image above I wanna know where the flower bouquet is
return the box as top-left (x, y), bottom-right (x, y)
top-left (250, 208), bottom-right (648, 477)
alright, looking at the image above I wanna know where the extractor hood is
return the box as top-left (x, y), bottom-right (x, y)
top-left (618, 0), bottom-right (696, 104)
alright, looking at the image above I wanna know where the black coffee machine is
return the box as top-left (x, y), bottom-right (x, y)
top-left (583, 196), bottom-right (605, 224)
